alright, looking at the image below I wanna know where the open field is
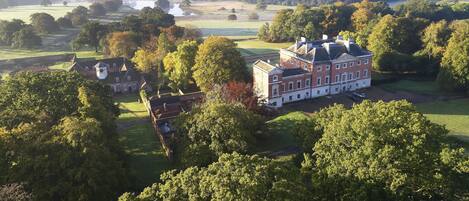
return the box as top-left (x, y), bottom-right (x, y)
top-left (115, 94), bottom-right (172, 189)
top-left (0, 48), bottom-right (102, 60)
top-left (416, 98), bottom-right (469, 141)
top-left (0, 3), bottom-right (91, 22)
top-left (380, 80), bottom-right (451, 96)
top-left (177, 19), bottom-right (267, 36)
top-left (236, 39), bottom-right (291, 56)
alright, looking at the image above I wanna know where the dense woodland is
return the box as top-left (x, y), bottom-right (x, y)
top-left (258, 0), bottom-right (469, 92)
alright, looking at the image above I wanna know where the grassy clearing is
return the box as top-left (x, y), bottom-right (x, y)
top-left (380, 80), bottom-right (447, 96)
top-left (177, 19), bottom-right (267, 36)
top-left (254, 112), bottom-right (307, 153)
top-left (115, 94), bottom-right (172, 189)
top-left (0, 49), bottom-right (102, 60)
top-left (236, 39), bottom-right (290, 56)
top-left (0, 3), bottom-right (91, 22)
top-left (416, 98), bottom-right (469, 140)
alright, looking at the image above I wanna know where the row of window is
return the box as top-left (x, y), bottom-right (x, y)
top-left (334, 59), bottom-right (369, 70)
top-left (334, 70), bottom-right (368, 83)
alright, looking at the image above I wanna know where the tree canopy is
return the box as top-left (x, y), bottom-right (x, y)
top-left (437, 20), bottom-right (469, 92)
top-left (163, 40), bottom-right (198, 90)
top-left (105, 31), bottom-right (139, 58)
top-left (120, 153), bottom-right (308, 201)
top-left (174, 97), bottom-right (264, 167)
top-left (0, 72), bottom-right (127, 201)
top-left (30, 13), bottom-right (59, 34)
top-left (192, 36), bottom-right (247, 92)
top-left (308, 100), bottom-right (469, 200)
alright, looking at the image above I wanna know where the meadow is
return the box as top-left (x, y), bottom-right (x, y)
top-left (0, 2), bottom-right (91, 22)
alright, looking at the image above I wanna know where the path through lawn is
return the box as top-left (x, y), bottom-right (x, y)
top-left (115, 94), bottom-right (172, 190)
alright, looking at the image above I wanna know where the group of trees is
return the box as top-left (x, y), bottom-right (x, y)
top-left (0, 19), bottom-right (41, 48)
top-left (89, 0), bottom-right (124, 17)
top-left (260, 0), bottom-right (469, 92)
top-left (0, 72), bottom-right (129, 200)
top-left (119, 98), bottom-right (469, 201)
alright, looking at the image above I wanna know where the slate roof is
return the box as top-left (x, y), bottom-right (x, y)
top-left (282, 68), bottom-right (309, 77)
top-left (69, 57), bottom-right (140, 84)
top-left (284, 38), bottom-right (371, 62)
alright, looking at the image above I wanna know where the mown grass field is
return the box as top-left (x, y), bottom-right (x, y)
top-left (0, 3), bottom-right (91, 22)
top-left (416, 98), bottom-right (469, 141)
top-left (115, 94), bottom-right (172, 189)
top-left (236, 39), bottom-right (291, 56)
top-left (380, 80), bottom-right (449, 96)
top-left (176, 19), bottom-right (268, 36)
top-left (254, 112), bottom-right (307, 153)
top-left (0, 49), bottom-right (102, 60)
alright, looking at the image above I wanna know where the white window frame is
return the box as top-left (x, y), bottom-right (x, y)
top-left (348, 73), bottom-right (352, 80)
top-left (342, 63), bottom-right (347, 68)
top-left (335, 75), bottom-right (340, 83)
top-left (305, 79), bottom-right (311, 86)
top-left (317, 77), bottom-right (321, 86)
top-left (342, 73), bottom-right (347, 82)
top-left (297, 80), bottom-right (302, 89)
top-left (349, 62), bottom-right (354, 67)
top-left (357, 60), bottom-right (361, 65)
top-left (326, 65), bottom-right (331, 70)
top-left (317, 66), bottom-right (322, 72)
top-left (288, 82), bottom-right (293, 91)
top-left (335, 64), bottom-right (340, 69)
top-left (356, 71), bottom-right (360, 79)
top-left (325, 76), bottom-right (330, 84)
top-left (364, 59), bottom-right (369, 64)
top-left (364, 69), bottom-right (368, 77)
top-left (272, 75), bottom-right (278, 82)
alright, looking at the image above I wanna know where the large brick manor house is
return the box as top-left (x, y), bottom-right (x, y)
top-left (253, 35), bottom-right (372, 108)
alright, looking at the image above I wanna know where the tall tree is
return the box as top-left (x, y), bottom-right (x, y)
top-left (132, 48), bottom-right (158, 74)
top-left (11, 26), bottom-right (41, 49)
top-left (89, 3), bottom-right (107, 17)
top-left (40, 0), bottom-right (52, 6)
top-left (309, 100), bottom-right (469, 200)
top-left (421, 20), bottom-right (452, 60)
top-left (0, 19), bottom-right (26, 45)
top-left (73, 22), bottom-right (107, 52)
top-left (192, 36), bottom-right (247, 92)
top-left (106, 31), bottom-right (139, 58)
top-left (30, 13), bottom-right (59, 34)
top-left (174, 98), bottom-right (264, 167)
top-left (0, 72), bottom-right (127, 201)
top-left (163, 40), bottom-right (198, 90)
top-left (437, 20), bottom-right (469, 91)
top-left (120, 153), bottom-right (308, 201)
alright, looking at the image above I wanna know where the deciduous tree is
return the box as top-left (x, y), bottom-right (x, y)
top-left (30, 12), bottom-right (59, 34)
top-left (309, 100), bottom-right (469, 200)
top-left (192, 36), bottom-right (247, 92)
top-left (73, 22), bottom-right (107, 52)
top-left (90, 3), bottom-right (107, 17)
top-left (11, 27), bottom-right (41, 49)
top-left (163, 40), bottom-right (198, 89)
top-left (106, 31), bottom-right (139, 58)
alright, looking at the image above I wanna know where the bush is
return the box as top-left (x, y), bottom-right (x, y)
top-left (56, 17), bottom-right (73, 28)
top-left (11, 27), bottom-right (42, 49)
top-left (248, 12), bottom-right (259, 20)
top-left (227, 14), bottom-right (237, 21)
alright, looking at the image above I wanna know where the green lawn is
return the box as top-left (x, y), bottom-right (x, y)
top-left (236, 39), bottom-right (290, 56)
top-left (176, 20), bottom-right (268, 36)
top-left (115, 94), bottom-right (172, 189)
top-left (0, 49), bottom-right (102, 60)
top-left (381, 80), bottom-right (447, 96)
top-left (0, 3), bottom-right (90, 23)
top-left (254, 112), bottom-right (306, 153)
top-left (416, 99), bottom-right (469, 141)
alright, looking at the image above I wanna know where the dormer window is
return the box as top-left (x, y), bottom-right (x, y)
top-left (273, 75), bottom-right (278, 82)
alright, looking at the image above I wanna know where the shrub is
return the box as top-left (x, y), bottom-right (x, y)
top-left (248, 12), bottom-right (259, 20)
top-left (227, 14), bottom-right (237, 21)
